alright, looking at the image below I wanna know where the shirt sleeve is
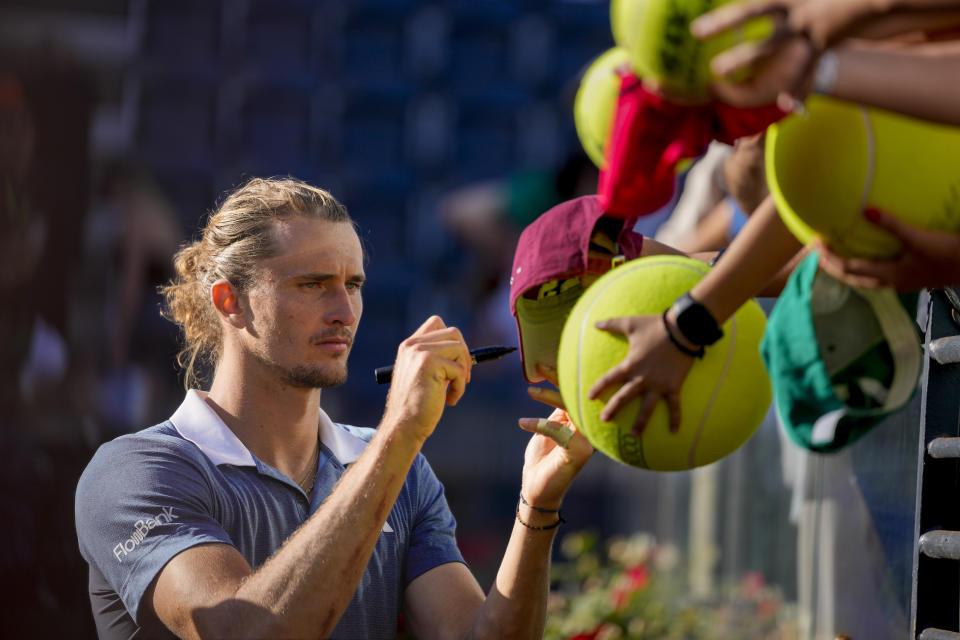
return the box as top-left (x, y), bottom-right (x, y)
top-left (75, 434), bottom-right (235, 624)
top-left (403, 454), bottom-right (466, 584)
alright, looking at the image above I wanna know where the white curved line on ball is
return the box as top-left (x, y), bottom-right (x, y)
top-left (687, 313), bottom-right (737, 468)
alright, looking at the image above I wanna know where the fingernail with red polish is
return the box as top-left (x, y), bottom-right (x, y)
top-left (864, 208), bottom-right (881, 223)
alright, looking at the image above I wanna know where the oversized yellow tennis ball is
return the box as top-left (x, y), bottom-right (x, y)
top-left (574, 47), bottom-right (631, 168)
top-left (767, 95), bottom-right (960, 258)
top-left (611, 0), bottom-right (773, 99)
top-left (557, 255), bottom-right (770, 471)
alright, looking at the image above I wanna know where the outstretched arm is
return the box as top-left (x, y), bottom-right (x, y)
top-left (691, 0), bottom-right (960, 117)
top-left (693, 0), bottom-right (960, 52)
top-left (684, 196), bottom-right (804, 322)
top-left (824, 41), bottom-right (960, 126)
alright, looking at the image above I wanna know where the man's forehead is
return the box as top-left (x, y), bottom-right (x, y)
top-left (270, 215), bottom-right (356, 240)
top-left (262, 217), bottom-right (363, 273)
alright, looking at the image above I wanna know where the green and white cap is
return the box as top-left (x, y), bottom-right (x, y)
top-left (761, 253), bottom-right (922, 452)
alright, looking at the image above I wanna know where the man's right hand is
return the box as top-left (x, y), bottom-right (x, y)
top-left (381, 315), bottom-right (472, 443)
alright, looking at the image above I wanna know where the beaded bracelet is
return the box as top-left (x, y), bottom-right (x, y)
top-left (519, 493), bottom-right (560, 513)
top-left (516, 493), bottom-right (565, 530)
top-left (516, 505), bottom-right (565, 530)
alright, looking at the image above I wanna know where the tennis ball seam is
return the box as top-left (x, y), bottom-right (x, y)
top-left (686, 313), bottom-right (737, 468)
top-left (572, 269), bottom-right (651, 466)
top-left (859, 107), bottom-right (875, 215)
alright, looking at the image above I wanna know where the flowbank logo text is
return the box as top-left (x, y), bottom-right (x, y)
top-left (113, 507), bottom-right (178, 562)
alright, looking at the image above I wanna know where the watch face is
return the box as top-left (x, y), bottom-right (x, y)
top-left (675, 294), bottom-right (723, 346)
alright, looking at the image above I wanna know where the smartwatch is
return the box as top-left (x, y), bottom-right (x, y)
top-left (671, 292), bottom-right (724, 347)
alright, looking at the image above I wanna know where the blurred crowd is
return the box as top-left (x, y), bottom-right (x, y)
top-left (0, 48), bottom-right (185, 635)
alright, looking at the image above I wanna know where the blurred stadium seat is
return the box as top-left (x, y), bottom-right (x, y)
top-left (140, 0), bottom-right (220, 72)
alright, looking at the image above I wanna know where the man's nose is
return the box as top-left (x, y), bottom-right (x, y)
top-left (324, 286), bottom-right (359, 326)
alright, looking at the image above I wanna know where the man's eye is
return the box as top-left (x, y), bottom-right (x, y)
top-left (300, 282), bottom-right (321, 290)
top-left (346, 282), bottom-right (363, 292)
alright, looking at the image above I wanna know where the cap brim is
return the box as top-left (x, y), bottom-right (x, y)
top-left (515, 283), bottom-right (585, 383)
top-left (762, 253), bottom-right (921, 451)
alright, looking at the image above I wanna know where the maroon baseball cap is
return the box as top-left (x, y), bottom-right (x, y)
top-left (509, 195), bottom-right (645, 383)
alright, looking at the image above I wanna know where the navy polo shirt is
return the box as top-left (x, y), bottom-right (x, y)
top-left (75, 390), bottom-right (465, 639)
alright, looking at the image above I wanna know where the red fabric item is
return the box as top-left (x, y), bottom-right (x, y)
top-left (508, 195), bottom-right (646, 383)
top-left (508, 195), bottom-right (644, 315)
top-left (598, 71), bottom-right (787, 218)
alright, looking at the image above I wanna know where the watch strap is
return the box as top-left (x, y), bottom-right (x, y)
top-left (662, 310), bottom-right (705, 358)
top-left (672, 292), bottom-right (724, 346)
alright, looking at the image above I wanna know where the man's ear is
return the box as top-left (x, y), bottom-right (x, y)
top-left (211, 279), bottom-right (246, 328)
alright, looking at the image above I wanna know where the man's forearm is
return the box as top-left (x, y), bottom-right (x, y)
top-left (467, 505), bottom-right (560, 640)
top-left (203, 425), bottom-right (424, 638)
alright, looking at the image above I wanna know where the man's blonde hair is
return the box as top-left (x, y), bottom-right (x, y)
top-left (161, 176), bottom-right (353, 389)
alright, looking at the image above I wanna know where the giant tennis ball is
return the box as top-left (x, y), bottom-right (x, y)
top-left (558, 255), bottom-right (770, 471)
top-left (611, 0), bottom-right (773, 99)
top-left (574, 47), bottom-right (632, 168)
top-left (767, 95), bottom-right (960, 258)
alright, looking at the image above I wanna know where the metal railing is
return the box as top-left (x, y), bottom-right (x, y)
top-left (911, 289), bottom-right (960, 639)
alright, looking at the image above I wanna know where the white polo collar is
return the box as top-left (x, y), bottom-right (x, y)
top-left (170, 389), bottom-right (368, 467)
top-left (317, 407), bottom-right (367, 464)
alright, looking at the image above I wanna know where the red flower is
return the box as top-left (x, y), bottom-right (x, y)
top-left (610, 563), bottom-right (651, 610)
top-left (625, 564), bottom-right (650, 591)
top-left (739, 571), bottom-right (766, 599)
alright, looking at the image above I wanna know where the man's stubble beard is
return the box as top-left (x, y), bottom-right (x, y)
top-left (247, 328), bottom-right (353, 389)
top-left (282, 361), bottom-right (348, 389)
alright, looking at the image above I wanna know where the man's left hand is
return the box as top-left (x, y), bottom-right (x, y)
top-left (517, 409), bottom-right (593, 512)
